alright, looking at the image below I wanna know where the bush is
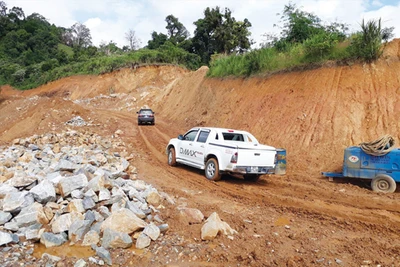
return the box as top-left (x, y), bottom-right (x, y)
top-left (347, 19), bottom-right (384, 62)
top-left (303, 32), bottom-right (339, 61)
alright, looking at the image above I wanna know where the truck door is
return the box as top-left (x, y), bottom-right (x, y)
top-left (191, 129), bottom-right (210, 167)
top-left (179, 129), bottom-right (199, 163)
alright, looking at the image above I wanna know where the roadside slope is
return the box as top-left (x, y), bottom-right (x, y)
top-left (155, 39), bottom-right (400, 174)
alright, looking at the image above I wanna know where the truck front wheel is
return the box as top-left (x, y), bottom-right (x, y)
top-left (168, 147), bottom-right (177, 166)
top-left (371, 174), bottom-right (396, 193)
top-left (205, 158), bottom-right (221, 181)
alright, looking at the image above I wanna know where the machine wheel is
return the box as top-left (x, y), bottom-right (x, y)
top-left (371, 174), bottom-right (396, 193)
top-left (168, 147), bottom-right (177, 166)
top-left (205, 158), bottom-right (221, 181)
top-left (244, 174), bottom-right (261, 182)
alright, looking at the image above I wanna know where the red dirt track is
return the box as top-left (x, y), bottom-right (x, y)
top-left (1, 40), bottom-right (400, 266)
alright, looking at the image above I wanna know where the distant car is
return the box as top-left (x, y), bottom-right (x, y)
top-left (137, 108), bottom-right (155, 125)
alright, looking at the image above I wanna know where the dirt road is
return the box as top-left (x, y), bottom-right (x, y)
top-left (91, 108), bottom-right (400, 266)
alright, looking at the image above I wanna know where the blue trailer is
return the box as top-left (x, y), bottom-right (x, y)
top-left (322, 146), bottom-right (400, 193)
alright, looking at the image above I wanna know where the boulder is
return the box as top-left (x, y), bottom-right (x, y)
top-left (40, 232), bottom-right (68, 248)
top-left (0, 231), bottom-right (19, 246)
top-left (14, 202), bottom-right (49, 227)
top-left (179, 207), bottom-right (204, 224)
top-left (146, 191), bottom-right (161, 206)
top-left (54, 159), bottom-right (79, 172)
top-left (58, 173), bottom-right (88, 197)
top-left (0, 211), bottom-right (12, 225)
top-left (81, 230), bottom-right (100, 247)
top-left (30, 180), bottom-right (56, 203)
top-left (69, 219), bottom-right (92, 243)
top-left (143, 223), bottom-right (160, 241)
top-left (68, 199), bottom-right (85, 213)
top-left (0, 184), bottom-right (18, 198)
top-left (5, 174), bottom-right (37, 188)
top-left (135, 232), bottom-right (151, 249)
top-left (93, 246), bottom-right (112, 266)
top-left (201, 212), bottom-right (237, 240)
top-left (3, 191), bottom-right (34, 213)
top-left (100, 208), bottom-right (147, 234)
top-left (101, 228), bottom-right (133, 249)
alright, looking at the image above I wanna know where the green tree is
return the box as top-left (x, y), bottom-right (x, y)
top-left (8, 7), bottom-right (25, 22)
top-left (264, 3), bottom-right (348, 51)
top-left (192, 6), bottom-right (253, 65)
top-left (99, 41), bottom-right (122, 55)
top-left (147, 31), bottom-right (168, 49)
top-left (165, 15), bottom-right (189, 44)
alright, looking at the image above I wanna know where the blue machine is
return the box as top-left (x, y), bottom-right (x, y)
top-left (322, 146), bottom-right (400, 193)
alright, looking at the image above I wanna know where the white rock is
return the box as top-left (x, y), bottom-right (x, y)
top-left (201, 212), bottom-right (237, 240)
top-left (143, 223), bottom-right (160, 241)
top-left (135, 232), bottom-right (151, 249)
top-left (101, 208), bottom-right (147, 234)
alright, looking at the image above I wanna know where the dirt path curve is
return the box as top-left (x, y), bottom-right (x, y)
top-left (90, 108), bottom-right (400, 265)
top-left (98, 109), bottom-right (400, 228)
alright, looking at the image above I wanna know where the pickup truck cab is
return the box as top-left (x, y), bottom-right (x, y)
top-left (166, 127), bottom-right (286, 181)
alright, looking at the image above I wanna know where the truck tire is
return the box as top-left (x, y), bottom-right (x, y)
top-left (371, 174), bottom-right (396, 193)
top-left (244, 174), bottom-right (261, 182)
top-left (168, 147), bottom-right (177, 166)
top-left (205, 158), bottom-right (221, 181)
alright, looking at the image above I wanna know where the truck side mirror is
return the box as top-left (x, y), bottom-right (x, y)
top-left (178, 135), bottom-right (184, 140)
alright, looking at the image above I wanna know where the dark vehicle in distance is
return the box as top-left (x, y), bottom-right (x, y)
top-left (137, 109), bottom-right (155, 125)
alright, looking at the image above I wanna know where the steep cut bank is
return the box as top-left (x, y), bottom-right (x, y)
top-left (155, 39), bottom-right (400, 174)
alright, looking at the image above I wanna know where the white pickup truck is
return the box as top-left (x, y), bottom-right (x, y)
top-left (166, 127), bottom-right (286, 181)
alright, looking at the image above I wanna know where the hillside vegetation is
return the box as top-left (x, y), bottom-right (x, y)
top-left (0, 1), bottom-right (394, 90)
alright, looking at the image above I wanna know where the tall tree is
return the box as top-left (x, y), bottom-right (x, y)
top-left (67, 22), bottom-right (92, 48)
top-left (192, 6), bottom-right (253, 65)
top-left (125, 29), bottom-right (140, 50)
top-left (8, 7), bottom-right (25, 22)
top-left (165, 15), bottom-right (189, 44)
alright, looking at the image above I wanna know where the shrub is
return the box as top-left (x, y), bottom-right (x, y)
top-left (303, 32), bottom-right (339, 61)
top-left (347, 19), bottom-right (384, 62)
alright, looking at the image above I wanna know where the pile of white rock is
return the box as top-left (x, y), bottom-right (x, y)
top-left (0, 130), bottom-right (171, 266)
top-left (65, 116), bottom-right (88, 127)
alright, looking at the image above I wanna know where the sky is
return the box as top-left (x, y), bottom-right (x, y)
top-left (5, 0), bottom-right (400, 49)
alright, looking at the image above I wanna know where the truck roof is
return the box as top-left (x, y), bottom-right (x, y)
top-left (189, 127), bottom-right (250, 134)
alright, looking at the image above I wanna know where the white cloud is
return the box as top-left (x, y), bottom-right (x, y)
top-left (5, 0), bottom-right (400, 49)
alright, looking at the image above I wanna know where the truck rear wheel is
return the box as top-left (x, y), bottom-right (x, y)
top-left (168, 147), bottom-right (177, 166)
top-left (371, 174), bottom-right (396, 193)
top-left (205, 158), bottom-right (221, 181)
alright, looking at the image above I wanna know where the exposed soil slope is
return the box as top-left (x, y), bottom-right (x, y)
top-left (1, 41), bottom-right (400, 266)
